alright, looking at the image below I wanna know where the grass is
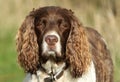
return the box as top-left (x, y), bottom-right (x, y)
top-left (0, 0), bottom-right (120, 82)
top-left (0, 26), bottom-right (24, 82)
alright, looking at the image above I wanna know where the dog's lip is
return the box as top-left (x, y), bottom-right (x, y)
top-left (48, 45), bottom-right (56, 50)
top-left (48, 50), bottom-right (55, 54)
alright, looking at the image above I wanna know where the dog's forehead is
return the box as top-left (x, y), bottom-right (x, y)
top-left (47, 14), bottom-right (63, 21)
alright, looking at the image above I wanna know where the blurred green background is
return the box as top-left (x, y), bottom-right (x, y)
top-left (0, 0), bottom-right (120, 82)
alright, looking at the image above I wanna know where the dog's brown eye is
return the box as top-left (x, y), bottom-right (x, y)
top-left (58, 19), bottom-right (68, 29)
top-left (42, 19), bottom-right (47, 25)
top-left (57, 19), bottom-right (62, 26)
top-left (41, 19), bottom-right (47, 26)
top-left (36, 18), bottom-right (47, 31)
top-left (60, 22), bottom-right (68, 30)
top-left (63, 23), bottom-right (68, 28)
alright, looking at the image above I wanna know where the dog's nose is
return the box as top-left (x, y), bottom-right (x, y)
top-left (45, 35), bottom-right (58, 45)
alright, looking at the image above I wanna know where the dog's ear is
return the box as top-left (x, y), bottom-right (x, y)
top-left (66, 12), bottom-right (91, 77)
top-left (16, 15), bottom-right (39, 73)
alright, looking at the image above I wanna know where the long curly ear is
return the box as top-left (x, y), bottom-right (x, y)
top-left (66, 16), bottom-right (92, 77)
top-left (16, 15), bottom-right (39, 73)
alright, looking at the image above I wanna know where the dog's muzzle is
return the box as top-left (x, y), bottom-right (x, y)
top-left (42, 31), bottom-right (62, 58)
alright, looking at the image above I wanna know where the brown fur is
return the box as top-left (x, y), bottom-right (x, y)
top-left (66, 18), bottom-right (91, 77)
top-left (86, 27), bottom-right (113, 82)
top-left (16, 6), bottom-right (113, 82)
top-left (16, 16), bottom-right (39, 73)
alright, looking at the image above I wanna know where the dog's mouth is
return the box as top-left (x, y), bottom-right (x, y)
top-left (41, 50), bottom-right (65, 63)
top-left (48, 45), bottom-right (56, 51)
top-left (46, 50), bottom-right (57, 58)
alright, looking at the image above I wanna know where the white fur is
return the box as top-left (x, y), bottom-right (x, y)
top-left (58, 61), bottom-right (96, 82)
top-left (42, 31), bottom-right (61, 56)
top-left (41, 60), bottom-right (66, 74)
top-left (23, 73), bottom-right (38, 82)
top-left (23, 61), bottom-right (96, 82)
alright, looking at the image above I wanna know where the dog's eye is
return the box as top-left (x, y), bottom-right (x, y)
top-left (36, 18), bottom-right (47, 31)
top-left (42, 19), bottom-right (47, 25)
top-left (58, 19), bottom-right (68, 29)
top-left (57, 19), bottom-right (62, 26)
top-left (60, 22), bottom-right (68, 30)
top-left (40, 19), bottom-right (47, 26)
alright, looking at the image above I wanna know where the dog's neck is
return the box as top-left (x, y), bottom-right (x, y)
top-left (39, 60), bottom-right (67, 81)
top-left (41, 60), bottom-right (66, 74)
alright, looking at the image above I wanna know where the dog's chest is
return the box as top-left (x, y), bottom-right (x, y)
top-left (37, 60), bottom-right (66, 82)
top-left (36, 61), bottom-right (96, 82)
top-left (41, 60), bottom-right (63, 74)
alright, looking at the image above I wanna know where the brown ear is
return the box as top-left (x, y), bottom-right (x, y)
top-left (66, 17), bottom-right (91, 77)
top-left (16, 15), bottom-right (39, 73)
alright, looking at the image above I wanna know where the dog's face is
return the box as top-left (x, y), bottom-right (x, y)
top-left (17, 6), bottom-right (92, 75)
top-left (35, 10), bottom-right (71, 62)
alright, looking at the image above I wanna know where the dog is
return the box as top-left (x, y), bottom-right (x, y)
top-left (16, 6), bottom-right (113, 82)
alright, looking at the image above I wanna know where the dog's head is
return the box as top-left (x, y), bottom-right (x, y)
top-left (16, 6), bottom-right (91, 77)
top-left (34, 7), bottom-right (72, 63)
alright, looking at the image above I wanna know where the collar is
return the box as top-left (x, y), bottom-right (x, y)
top-left (39, 62), bottom-right (68, 82)
top-left (44, 70), bottom-right (64, 82)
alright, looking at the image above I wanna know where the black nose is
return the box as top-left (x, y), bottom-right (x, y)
top-left (45, 35), bottom-right (58, 45)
